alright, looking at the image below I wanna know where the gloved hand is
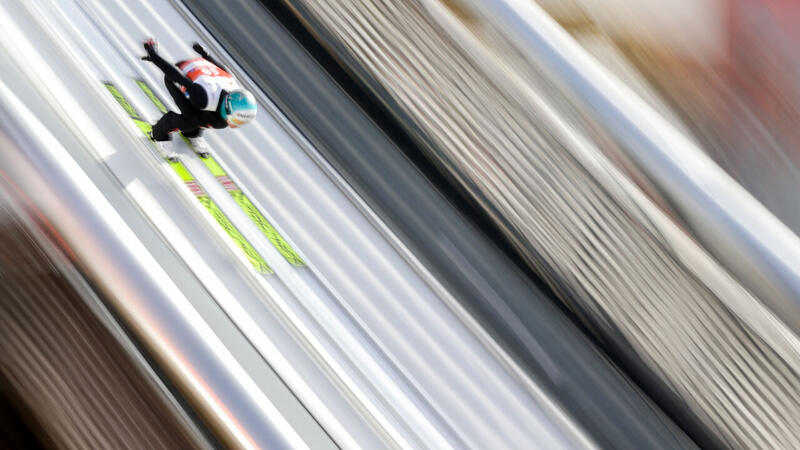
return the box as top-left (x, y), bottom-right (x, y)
top-left (192, 43), bottom-right (208, 58)
top-left (141, 38), bottom-right (158, 61)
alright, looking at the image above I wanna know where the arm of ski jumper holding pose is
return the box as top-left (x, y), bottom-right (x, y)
top-left (146, 45), bottom-right (210, 110)
top-left (193, 43), bottom-right (229, 73)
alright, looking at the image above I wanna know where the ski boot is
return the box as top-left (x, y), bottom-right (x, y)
top-left (187, 136), bottom-right (211, 159)
top-left (149, 131), bottom-right (179, 162)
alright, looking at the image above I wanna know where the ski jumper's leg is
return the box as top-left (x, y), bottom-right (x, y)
top-left (164, 74), bottom-right (193, 113)
top-left (146, 49), bottom-right (208, 108)
top-left (149, 50), bottom-right (191, 88)
top-left (152, 111), bottom-right (194, 141)
top-left (151, 75), bottom-right (207, 140)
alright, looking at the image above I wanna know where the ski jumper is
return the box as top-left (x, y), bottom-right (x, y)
top-left (148, 49), bottom-right (239, 141)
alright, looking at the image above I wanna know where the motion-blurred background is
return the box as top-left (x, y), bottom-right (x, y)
top-left (3, 0), bottom-right (800, 448)
top-left (543, 0), bottom-right (800, 231)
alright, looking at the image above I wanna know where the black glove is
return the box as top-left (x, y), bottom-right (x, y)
top-left (142, 38), bottom-right (157, 61)
top-left (192, 43), bottom-right (208, 58)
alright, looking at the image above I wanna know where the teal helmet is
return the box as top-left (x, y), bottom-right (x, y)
top-left (220, 89), bottom-right (257, 128)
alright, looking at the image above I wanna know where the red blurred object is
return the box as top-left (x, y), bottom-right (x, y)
top-left (725, 0), bottom-right (800, 157)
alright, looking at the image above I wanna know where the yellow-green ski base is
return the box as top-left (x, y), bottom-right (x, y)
top-left (104, 81), bottom-right (272, 274)
top-left (201, 157), bottom-right (305, 266)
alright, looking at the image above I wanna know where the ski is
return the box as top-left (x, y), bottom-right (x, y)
top-left (104, 81), bottom-right (273, 274)
top-left (135, 79), bottom-right (305, 267)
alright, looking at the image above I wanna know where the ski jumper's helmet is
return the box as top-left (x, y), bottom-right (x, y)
top-left (221, 90), bottom-right (257, 128)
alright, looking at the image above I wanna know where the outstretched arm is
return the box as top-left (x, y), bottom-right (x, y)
top-left (144, 40), bottom-right (209, 110)
top-left (193, 43), bottom-right (229, 73)
top-left (144, 41), bottom-right (193, 88)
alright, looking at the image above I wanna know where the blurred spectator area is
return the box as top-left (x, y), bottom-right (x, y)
top-left (538, 0), bottom-right (800, 233)
top-left (0, 185), bottom-right (205, 449)
top-left (0, 374), bottom-right (47, 448)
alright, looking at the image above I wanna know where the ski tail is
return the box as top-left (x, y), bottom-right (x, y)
top-left (105, 82), bottom-right (152, 135)
top-left (135, 79), bottom-right (167, 114)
